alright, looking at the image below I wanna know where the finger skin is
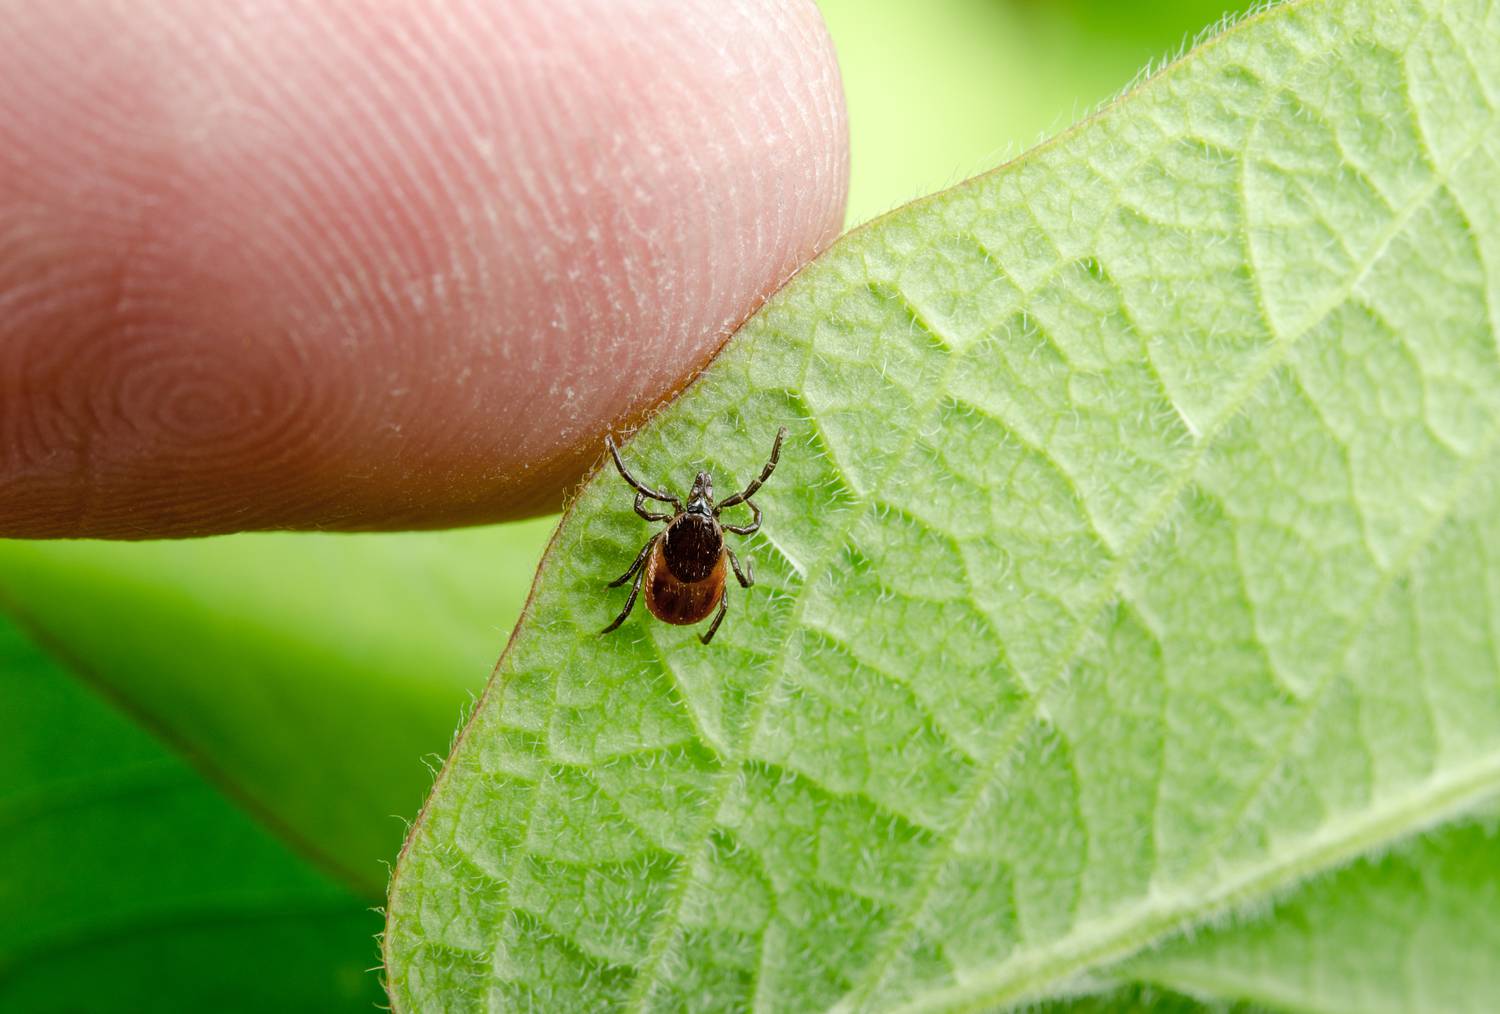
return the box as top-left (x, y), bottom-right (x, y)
top-left (0, 0), bottom-right (848, 537)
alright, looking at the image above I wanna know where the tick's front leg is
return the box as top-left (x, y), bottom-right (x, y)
top-left (607, 435), bottom-right (682, 510)
top-left (634, 492), bottom-right (674, 523)
top-left (722, 499), bottom-right (761, 536)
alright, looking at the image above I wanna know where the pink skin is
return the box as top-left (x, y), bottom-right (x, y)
top-left (0, 0), bottom-right (848, 537)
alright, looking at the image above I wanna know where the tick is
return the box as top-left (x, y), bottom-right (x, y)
top-left (601, 426), bottom-right (787, 644)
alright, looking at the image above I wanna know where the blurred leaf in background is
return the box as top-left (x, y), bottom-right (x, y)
top-left (0, 519), bottom-right (556, 1008)
top-left (0, 614), bottom-right (380, 1011)
top-left (821, 0), bottom-right (1251, 225)
top-left (0, 1), bottom-right (1260, 1007)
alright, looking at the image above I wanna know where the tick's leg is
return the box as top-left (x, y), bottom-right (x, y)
top-left (721, 499), bottom-right (761, 536)
top-left (727, 548), bottom-right (754, 588)
top-left (700, 588), bottom-right (729, 645)
top-left (717, 426), bottom-right (786, 510)
top-left (634, 493), bottom-right (673, 523)
top-left (609, 534), bottom-right (658, 588)
top-left (602, 560), bottom-right (649, 634)
top-left (607, 435), bottom-right (681, 509)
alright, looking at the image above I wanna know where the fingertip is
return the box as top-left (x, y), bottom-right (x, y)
top-left (0, 0), bottom-right (848, 536)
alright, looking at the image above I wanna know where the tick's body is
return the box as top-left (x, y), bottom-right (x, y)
top-left (646, 520), bottom-right (728, 624)
top-left (602, 427), bottom-right (786, 644)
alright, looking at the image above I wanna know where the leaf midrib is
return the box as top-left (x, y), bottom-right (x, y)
top-left (890, 392), bottom-right (1500, 1011)
top-left (896, 746), bottom-right (1500, 1014)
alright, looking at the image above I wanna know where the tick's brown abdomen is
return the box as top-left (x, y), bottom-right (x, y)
top-left (645, 538), bottom-right (727, 625)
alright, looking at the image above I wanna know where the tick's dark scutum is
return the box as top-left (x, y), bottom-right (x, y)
top-left (662, 513), bottom-right (722, 582)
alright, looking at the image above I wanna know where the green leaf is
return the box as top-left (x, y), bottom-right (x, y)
top-left (820, 0), bottom-right (1256, 226)
top-left (385, 0), bottom-right (1500, 1010)
top-left (0, 614), bottom-right (382, 1011)
top-left (1124, 810), bottom-right (1500, 1011)
top-left (0, 519), bottom-right (554, 895)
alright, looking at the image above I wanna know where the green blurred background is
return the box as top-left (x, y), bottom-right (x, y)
top-left (0, 2), bottom-right (1251, 1009)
